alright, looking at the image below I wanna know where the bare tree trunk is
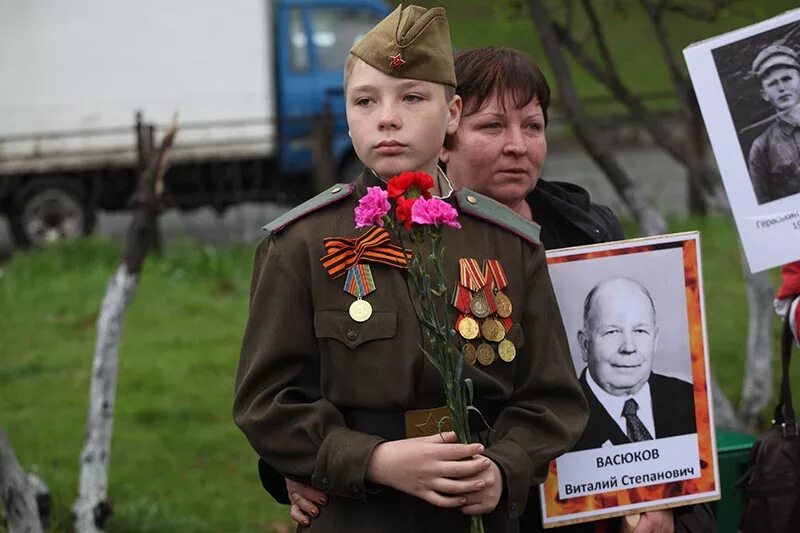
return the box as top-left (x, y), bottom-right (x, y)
top-left (738, 251), bottom-right (775, 430)
top-left (72, 265), bottom-right (138, 533)
top-left (685, 87), bottom-right (709, 216)
top-left (135, 113), bottom-right (162, 256)
top-left (73, 119), bottom-right (178, 533)
top-left (528, 0), bottom-right (666, 235)
top-left (0, 430), bottom-right (43, 533)
top-left (709, 376), bottom-right (744, 431)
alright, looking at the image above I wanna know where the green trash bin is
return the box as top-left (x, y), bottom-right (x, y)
top-left (714, 428), bottom-right (757, 533)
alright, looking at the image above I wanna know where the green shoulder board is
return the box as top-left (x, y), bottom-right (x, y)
top-left (455, 188), bottom-right (541, 245)
top-left (263, 183), bottom-right (354, 234)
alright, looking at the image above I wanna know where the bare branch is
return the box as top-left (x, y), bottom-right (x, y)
top-left (580, 0), bottom-right (614, 74)
top-left (662, 0), bottom-right (735, 21)
top-left (640, 0), bottom-right (686, 89)
top-left (551, 19), bottom-right (687, 163)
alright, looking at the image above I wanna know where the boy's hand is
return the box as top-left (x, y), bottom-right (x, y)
top-left (286, 478), bottom-right (327, 527)
top-left (459, 458), bottom-right (503, 515)
top-left (366, 431), bottom-right (491, 508)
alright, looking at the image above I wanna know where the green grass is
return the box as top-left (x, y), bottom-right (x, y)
top-left (1, 215), bottom-right (796, 531)
top-left (0, 240), bottom-right (287, 532)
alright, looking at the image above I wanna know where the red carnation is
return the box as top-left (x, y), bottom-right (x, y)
top-left (394, 196), bottom-right (417, 229)
top-left (386, 171), bottom-right (434, 200)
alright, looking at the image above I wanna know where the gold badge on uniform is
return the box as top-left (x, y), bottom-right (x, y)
top-left (456, 315), bottom-right (480, 340)
top-left (485, 259), bottom-right (512, 317)
top-left (498, 339), bottom-right (516, 362)
top-left (476, 342), bottom-right (496, 366)
top-left (480, 317), bottom-right (505, 343)
top-left (344, 264), bottom-right (375, 322)
top-left (462, 342), bottom-right (477, 366)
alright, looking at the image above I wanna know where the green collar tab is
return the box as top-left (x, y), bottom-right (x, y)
top-left (455, 188), bottom-right (541, 245)
top-left (263, 184), bottom-right (354, 234)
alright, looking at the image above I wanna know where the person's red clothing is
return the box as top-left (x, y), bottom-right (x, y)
top-left (776, 261), bottom-right (800, 343)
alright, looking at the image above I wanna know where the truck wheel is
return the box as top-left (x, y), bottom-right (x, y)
top-left (9, 178), bottom-right (93, 248)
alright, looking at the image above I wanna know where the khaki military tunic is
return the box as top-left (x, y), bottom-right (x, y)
top-left (234, 172), bottom-right (588, 532)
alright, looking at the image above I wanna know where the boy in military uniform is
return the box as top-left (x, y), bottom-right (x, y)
top-left (233, 5), bottom-right (587, 531)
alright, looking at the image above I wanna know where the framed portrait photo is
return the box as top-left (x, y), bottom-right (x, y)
top-left (539, 233), bottom-right (719, 528)
top-left (684, 8), bottom-right (800, 272)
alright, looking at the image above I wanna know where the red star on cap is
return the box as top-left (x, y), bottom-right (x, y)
top-left (389, 53), bottom-right (406, 69)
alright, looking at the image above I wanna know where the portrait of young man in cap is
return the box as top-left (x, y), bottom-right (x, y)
top-left (747, 42), bottom-right (800, 204)
top-left (711, 20), bottom-right (800, 206)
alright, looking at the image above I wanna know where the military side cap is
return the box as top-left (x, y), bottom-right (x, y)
top-left (263, 184), bottom-right (353, 234)
top-left (350, 4), bottom-right (456, 87)
top-left (455, 188), bottom-right (541, 245)
top-left (752, 44), bottom-right (800, 78)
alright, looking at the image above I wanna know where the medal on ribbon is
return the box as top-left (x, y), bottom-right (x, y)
top-left (344, 263), bottom-right (376, 322)
top-left (452, 283), bottom-right (479, 340)
top-left (485, 259), bottom-right (512, 318)
top-left (459, 258), bottom-right (497, 318)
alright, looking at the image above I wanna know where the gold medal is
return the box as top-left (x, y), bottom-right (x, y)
top-left (480, 318), bottom-right (506, 342)
top-left (470, 292), bottom-right (490, 318)
top-left (349, 299), bottom-right (372, 322)
top-left (498, 339), bottom-right (516, 362)
top-left (457, 316), bottom-right (480, 340)
top-left (463, 343), bottom-right (477, 366)
top-left (494, 292), bottom-right (512, 318)
top-left (476, 342), bottom-right (496, 366)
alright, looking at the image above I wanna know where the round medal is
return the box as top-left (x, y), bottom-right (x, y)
top-left (463, 343), bottom-right (477, 366)
top-left (494, 292), bottom-right (513, 318)
top-left (457, 316), bottom-right (480, 340)
top-left (349, 299), bottom-right (373, 322)
top-left (470, 293), bottom-right (490, 318)
top-left (476, 342), bottom-right (496, 366)
top-left (498, 339), bottom-right (516, 362)
top-left (480, 318), bottom-right (506, 342)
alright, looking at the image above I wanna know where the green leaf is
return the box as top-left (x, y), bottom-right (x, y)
top-left (420, 344), bottom-right (443, 375)
top-left (464, 377), bottom-right (474, 405)
top-left (467, 405), bottom-right (495, 433)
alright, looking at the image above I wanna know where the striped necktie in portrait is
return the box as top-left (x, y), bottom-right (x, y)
top-left (622, 398), bottom-right (653, 442)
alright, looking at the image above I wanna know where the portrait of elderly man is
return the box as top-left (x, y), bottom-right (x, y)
top-left (747, 43), bottom-right (800, 204)
top-left (571, 277), bottom-right (697, 452)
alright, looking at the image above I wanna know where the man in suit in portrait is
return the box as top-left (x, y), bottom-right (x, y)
top-left (571, 277), bottom-right (697, 452)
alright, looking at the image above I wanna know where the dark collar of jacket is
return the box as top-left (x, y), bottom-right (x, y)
top-left (526, 179), bottom-right (624, 250)
top-left (775, 112), bottom-right (800, 135)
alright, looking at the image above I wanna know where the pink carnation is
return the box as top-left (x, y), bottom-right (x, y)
top-left (410, 197), bottom-right (461, 229)
top-left (354, 186), bottom-right (391, 228)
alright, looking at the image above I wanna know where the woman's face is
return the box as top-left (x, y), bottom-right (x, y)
top-left (441, 93), bottom-right (547, 208)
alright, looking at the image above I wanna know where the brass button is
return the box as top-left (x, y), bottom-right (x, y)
top-left (346, 330), bottom-right (358, 341)
top-left (466, 195), bottom-right (478, 204)
top-left (331, 186), bottom-right (342, 193)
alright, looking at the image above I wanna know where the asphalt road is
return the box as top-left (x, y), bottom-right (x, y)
top-left (0, 144), bottom-right (687, 260)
